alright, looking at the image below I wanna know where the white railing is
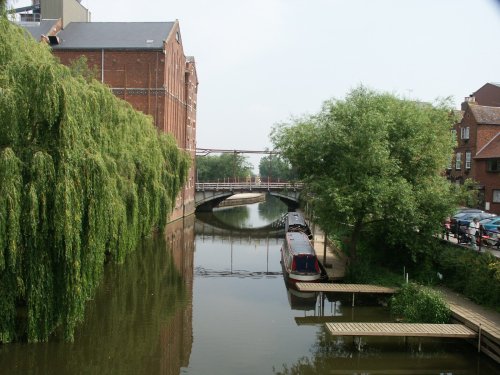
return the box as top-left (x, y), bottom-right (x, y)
top-left (195, 181), bottom-right (303, 191)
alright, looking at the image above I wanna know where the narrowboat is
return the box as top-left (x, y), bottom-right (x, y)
top-left (285, 212), bottom-right (312, 239)
top-left (281, 231), bottom-right (321, 283)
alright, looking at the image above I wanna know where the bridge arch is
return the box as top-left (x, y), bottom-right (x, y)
top-left (194, 182), bottom-right (303, 211)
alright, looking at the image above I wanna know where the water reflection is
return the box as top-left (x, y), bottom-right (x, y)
top-left (2, 198), bottom-right (499, 375)
top-left (212, 194), bottom-right (288, 229)
top-left (0, 217), bottom-right (195, 375)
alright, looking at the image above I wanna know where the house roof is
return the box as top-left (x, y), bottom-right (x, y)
top-left (475, 132), bottom-right (500, 159)
top-left (51, 22), bottom-right (175, 50)
top-left (469, 104), bottom-right (500, 125)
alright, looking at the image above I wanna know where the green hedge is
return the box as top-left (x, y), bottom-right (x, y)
top-left (0, 18), bottom-right (190, 342)
top-left (390, 282), bottom-right (451, 323)
top-left (436, 243), bottom-right (500, 310)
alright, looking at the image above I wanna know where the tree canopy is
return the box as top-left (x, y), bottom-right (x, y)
top-left (271, 87), bottom-right (458, 264)
top-left (0, 17), bottom-right (189, 342)
top-left (258, 154), bottom-right (297, 181)
top-left (196, 153), bottom-right (253, 182)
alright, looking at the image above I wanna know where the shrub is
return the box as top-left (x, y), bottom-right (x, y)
top-left (390, 282), bottom-right (451, 323)
top-left (436, 244), bottom-right (500, 310)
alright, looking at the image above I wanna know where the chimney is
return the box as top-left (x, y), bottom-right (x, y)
top-left (461, 95), bottom-right (476, 111)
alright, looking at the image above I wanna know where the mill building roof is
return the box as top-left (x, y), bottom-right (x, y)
top-left (22, 19), bottom-right (59, 40)
top-left (51, 22), bottom-right (175, 50)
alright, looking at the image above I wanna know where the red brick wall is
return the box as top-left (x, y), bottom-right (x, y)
top-left (449, 105), bottom-right (477, 182)
top-left (54, 49), bottom-right (167, 128)
top-left (474, 160), bottom-right (500, 214)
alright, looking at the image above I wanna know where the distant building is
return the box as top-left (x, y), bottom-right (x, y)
top-left (464, 82), bottom-right (500, 108)
top-left (448, 83), bottom-right (500, 214)
top-left (17, 0), bottom-right (198, 222)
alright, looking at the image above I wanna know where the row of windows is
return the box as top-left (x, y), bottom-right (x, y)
top-left (451, 127), bottom-right (470, 141)
top-left (448, 151), bottom-right (471, 170)
top-left (448, 155), bottom-right (500, 173)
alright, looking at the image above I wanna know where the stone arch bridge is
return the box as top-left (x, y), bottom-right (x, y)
top-left (195, 182), bottom-right (303, 211)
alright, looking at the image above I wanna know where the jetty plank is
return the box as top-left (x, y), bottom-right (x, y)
top-left (326, 322), bottom-right (477, 338)
top-left (296, 282), bottom-right (397, 294)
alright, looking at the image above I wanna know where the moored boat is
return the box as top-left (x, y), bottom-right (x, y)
top-left (285, 212), bottom-right (312, 239)
top-left (281, 231), bottom-right (321, 283)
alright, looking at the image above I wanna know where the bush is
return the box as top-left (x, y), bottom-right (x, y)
top-left (390, 282), bottom-right (451, 323)
top-left (436, 244), bottom-right (500, 310)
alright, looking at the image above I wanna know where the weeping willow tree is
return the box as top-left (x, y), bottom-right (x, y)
top-left (0, 17), bottom-right (190, 342)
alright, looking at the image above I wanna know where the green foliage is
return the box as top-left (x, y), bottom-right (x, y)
top-left (454, 178), bottom-right (479, 208)
top-left (196, 153), bottom-right (252, 181)
top-left (67, 55), bottom-right (99, 82)
top-left (436, 244), bottom-right (500, 310)
top-left (271, 86), bottom-right (458, 262)
top-left (259, 154), bottom-right (297, 181)
top-left (0, 19), bottom-right (190, 342)
top-left (390, 282), bottom-right (451, 323)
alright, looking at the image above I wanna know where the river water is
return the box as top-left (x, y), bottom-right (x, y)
top-left (1, 195), bottom-right (499, 374)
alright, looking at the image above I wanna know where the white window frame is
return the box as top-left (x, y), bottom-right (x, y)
top-left (455, 152), bottom-right (461, 170)
top-left (465, 151), bottom-right (471, 170)
top-left (493, 190), bottom-right (500, 203)
top-left (461, 127), bottom-right (470, 140)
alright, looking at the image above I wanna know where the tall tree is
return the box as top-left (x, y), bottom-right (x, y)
top-left (0, 18), bottom-right (189, 342)
top-left (271, 87), bottom-right (458, 263)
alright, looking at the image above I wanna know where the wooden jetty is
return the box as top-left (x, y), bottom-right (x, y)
top-left (296, 282), bottom-right (397, 294)
top-left (437, 287), bottom-right (500, 363)
top-left (296, 282), bottom-right (397, 306)
top-left (326, 322), bottom-right (476, 338)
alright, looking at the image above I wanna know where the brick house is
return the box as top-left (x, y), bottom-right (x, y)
top-left (18, 0), bottom-right (198, 222)
top-left (448, 83), bottom-right (500, 214)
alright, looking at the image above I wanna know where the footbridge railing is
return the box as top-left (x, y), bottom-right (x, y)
top-left (195, 181), bottom-right (303, 191)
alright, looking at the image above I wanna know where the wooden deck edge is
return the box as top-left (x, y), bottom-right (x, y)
top-left (296, 282), bottom-right (398, 294)
top-left (450, 313), bottom-right (500, 344)
top-left (325, 323), bottom-right (477, 338)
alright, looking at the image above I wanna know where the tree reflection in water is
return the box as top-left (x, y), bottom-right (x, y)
top-left (213, 195), bottom-right (288, 229)
top-left (0, 217), bottom-right (195, 375)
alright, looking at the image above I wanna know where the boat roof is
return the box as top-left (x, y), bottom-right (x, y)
top-left (285, 232), bottom-right (315, 256)
top-left (287, 212), bottom-right (307, 227)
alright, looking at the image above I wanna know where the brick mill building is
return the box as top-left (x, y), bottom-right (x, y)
top-left (18, 0), bottom-right (198, 222)
top-left (448, 83), bottom-right (500, 214)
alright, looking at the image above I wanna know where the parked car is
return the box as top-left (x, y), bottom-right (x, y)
top-left (481, 217), bottom-right (500, 235)
top-left (455, 208), bottom-right (484, 214)
top-left (451, 212), bottom-right (497, 235)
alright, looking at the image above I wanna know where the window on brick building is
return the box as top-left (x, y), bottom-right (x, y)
top-left (493, 190), bottom-right (500, 203)
top-left (460, 127), bottom-right (469, 140)
top-left (455, 152), bottom-right (461, 170)
top-left (465, 151), bottom-right (471, 169)
top-left (487, 159), bottom-right (500, 172)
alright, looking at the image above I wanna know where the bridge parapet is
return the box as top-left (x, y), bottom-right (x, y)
top-left (195, 182), bottom-right (303, 192)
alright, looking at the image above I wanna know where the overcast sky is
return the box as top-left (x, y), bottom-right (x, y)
top-left (12, 0), bottom-right (500, 169)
